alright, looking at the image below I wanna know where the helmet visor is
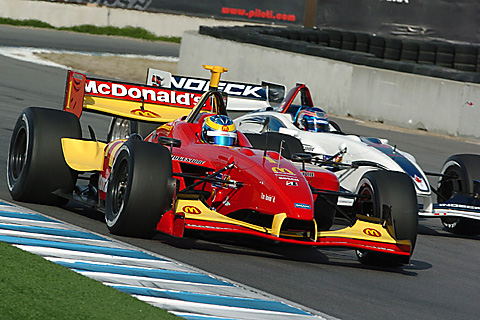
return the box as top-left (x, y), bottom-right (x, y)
top-left (211, 135), bottom-right (236, 146)
top-left (206, 130), bottom-right (237, 146)
top-left (304, 117), bottom-right (328, 132)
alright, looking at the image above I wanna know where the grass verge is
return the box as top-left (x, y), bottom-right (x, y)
top-left (0, 241), bottom-right (179, 319)
top-left (0, 17), bottom-right (181, 43)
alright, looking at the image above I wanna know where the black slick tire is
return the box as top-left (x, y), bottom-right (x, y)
top-left (7, 107), bottom-right (81, 205)
top-left (354, 170), bottom-right (418, 266)
top-left (105, 139), bottom-right (175, 238)
top-left (438, 154), bottom-right (480, 235)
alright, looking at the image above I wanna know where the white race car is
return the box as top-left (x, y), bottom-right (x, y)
top-left (235, 83), bottom-right (480, 235)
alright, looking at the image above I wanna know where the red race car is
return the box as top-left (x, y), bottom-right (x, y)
top-left (7, 65), bottom-right (417, 266)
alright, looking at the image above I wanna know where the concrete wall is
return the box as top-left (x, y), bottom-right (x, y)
top-left (179, 31), bottom-right (480, 139)
top-left (0, 0), bottom-right (256, 37)
top-left (2, 0), bottom-right (480, 139)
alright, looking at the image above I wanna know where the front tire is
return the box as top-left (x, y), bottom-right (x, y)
top-left (105, 139), bottom-right (175, 238)
top-left (354, 170), bottom-right (418, 266)
top-left (438, 154), bottom-right (480, 235)
top-left (7, 107), bottom-right (81, 205)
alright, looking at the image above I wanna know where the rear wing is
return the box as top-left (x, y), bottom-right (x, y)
top-left (146, 68), bottom-right (286, 111)
top-left (63, 70), bottom-right (208, 122)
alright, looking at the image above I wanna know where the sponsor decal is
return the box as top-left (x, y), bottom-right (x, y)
top-left (286, 181), bottom-right (298, 186)
top-left (303, 145), bottom-right (315, 152)
top-left (277, 176), bottom-right (299, 182)
top-left (170, 76), bottom-right (265, 98)
top-left (84, 79), bottom-right (204, 108)
top-left (438, 203), bottom-right (480, 211)
top-left (260, 193), bottom-right (276, 203)
top-left (363, 228), bottom-right (382, 237)
top-left (295, 203), bottom-right (311, 210)
top-left (151, 74), bottom-right (165, 87)
top-left (302, 171), bottom-right (314, 177)
top-left (149, 70), bottom-right (266, 100)
top-left (171, 155), bottom-right (206, 165)
top-left (221, 7), bottom-right (296, 22)
top-left (182, 206), bottom-right (201, 214)
top-left (414, 174), bottom-right (423, 183)
top-left (130, 108), bottom-right (161, 118)
top-left (272, 167), bottom-right (294, 175)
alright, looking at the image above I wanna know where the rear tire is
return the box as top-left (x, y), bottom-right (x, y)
top-left (7, 107), bottom-right (81, 205)
top-left (354, 170), bottom-right (418, 266)
top-left (105, 140), bottom-right (175, 238)
top-left (438, 154), bottom-right (480, 235)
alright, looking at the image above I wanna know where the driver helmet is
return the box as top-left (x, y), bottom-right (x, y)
top-left (295, 107), bottom-right (329, 132)
top-left (201, 115), bottom-right (237, 146)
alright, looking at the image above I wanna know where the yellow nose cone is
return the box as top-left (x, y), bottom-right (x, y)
top-left (202, 65), bottom-right (228, 89)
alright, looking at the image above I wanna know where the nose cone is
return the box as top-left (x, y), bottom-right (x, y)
top-left (247, 150), bottom-right (315, 220)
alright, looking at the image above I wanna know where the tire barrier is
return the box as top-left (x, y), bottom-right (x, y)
top-left (199, 25), bottom-right (480, 84)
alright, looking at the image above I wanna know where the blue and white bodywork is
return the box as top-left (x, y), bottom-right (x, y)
top-left (235, 110), bottom-right (433, 211)
top-left (234, 84), bottom-right (480, 235)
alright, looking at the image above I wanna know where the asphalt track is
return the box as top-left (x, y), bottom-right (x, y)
top-left (1, 26), bottom-right (480, 320)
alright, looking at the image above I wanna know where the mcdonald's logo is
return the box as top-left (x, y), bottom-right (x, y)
top-left (272, 167), bottom-right (294, 175)
top-left (363, 228), bottom-right (381, 237)
top-left (222, 125), bottom-right (229, 131)
top-left (182, 206), bottom-right (201, 214)
top-left (130, 109), bottom-right (161, 118)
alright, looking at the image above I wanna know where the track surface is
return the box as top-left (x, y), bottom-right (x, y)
top-left (1, 26), bottom-right (480, 320)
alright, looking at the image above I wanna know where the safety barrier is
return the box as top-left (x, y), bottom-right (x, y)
top-left (199, 26), bottom-right (480, 84)
top-left (179, 30), bottom-right (480, 139)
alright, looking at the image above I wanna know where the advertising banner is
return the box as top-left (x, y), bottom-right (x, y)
top-left (63, 0), bottom-right (306, 25)
top-left (315, 0), bottom-right (480, 43)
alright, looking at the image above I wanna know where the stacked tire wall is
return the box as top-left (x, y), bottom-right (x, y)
top-left (199, 26), bottom-right (480, 84)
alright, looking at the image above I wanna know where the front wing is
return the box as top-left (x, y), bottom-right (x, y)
top-left (157, 199), bottom-right (412, 258)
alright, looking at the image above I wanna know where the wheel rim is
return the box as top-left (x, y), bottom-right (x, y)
top-left (438, 167), bottom-right (459, 200)
top-left (110, 118), bottom-right (131, 141)
top-left (356, 182), bottom-right (375, 217)
top-left (9, 127), bottom-right (27, 180)
top-left (438, 166), bottom-right (462, 228)
top-left (111, 160), bottom-right (129, 218)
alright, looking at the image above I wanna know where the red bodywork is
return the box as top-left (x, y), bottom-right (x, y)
top-left (147, 112), bottom-right (339, 222)
top-left (61, 69), bottom-right (412, 258)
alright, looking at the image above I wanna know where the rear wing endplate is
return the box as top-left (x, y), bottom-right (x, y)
top-left (64, 70), bottom-right (86, 118)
